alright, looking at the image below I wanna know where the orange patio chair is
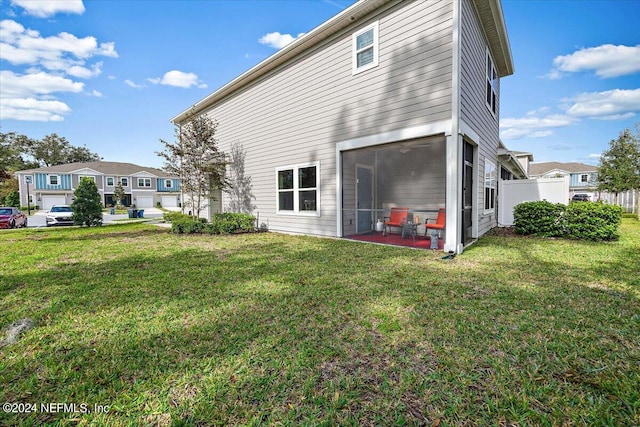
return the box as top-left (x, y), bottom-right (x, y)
top-left (425, 208), bottom-right (445, 238)
top-left (383, 207), bottom-right (409, 236)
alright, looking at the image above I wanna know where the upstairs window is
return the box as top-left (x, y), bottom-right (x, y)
top-left (352, 21), bottom-right (379, 75)
top-left (48, 175), bottom-right (59, 186)
top-left (580, 174), bottom-right (589, 183)
top-left (120, 177), bottom-right (129, 187)
top-left (106, 177), bottom-right (115, 186)
top-left (138, 178), bottom-right (152, 188)
top-left (165, 179), bottom-right (173, 189)
top-left (277, 162), bottom-right (319, 215)
top-left (486, 49), bottom-right (498, 115)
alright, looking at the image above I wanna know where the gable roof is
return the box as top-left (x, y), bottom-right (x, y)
top-left (172, 0), bottom-right (513, 124)
top-left (529, 162), bottom-right (598, 176)
top-left (17, 161), bottom-right (173, 177)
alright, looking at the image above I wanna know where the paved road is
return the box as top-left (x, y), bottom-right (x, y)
top-left (24, 208), bottom-right (166, 228)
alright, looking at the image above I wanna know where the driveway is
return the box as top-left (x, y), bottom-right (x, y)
top-left (25, 207), bottom-right (166, 228)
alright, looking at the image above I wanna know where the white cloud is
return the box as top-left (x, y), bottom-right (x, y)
top-left (0, 97), bottom-right (71, 122)
top-left (0, 19), bottom-right (117, 76)
top-left (259, 32), bottom-right (305, 49)
top-left (10, 0), bottom-right (85, 18)
top-left (0, 70), bottom-right (82, 122)
top-left (148, 70), bottom-right (207, 89)
top-left (90, 90), bottom-right (102, 97)
top-left (565, 88), bottom-right (640, 120)
top-left (125, 79), bottom-right (144, 89)
top-left (500, 114), bottom-right (577, 139)
top-left (549, 44), bottom-right (640, 79)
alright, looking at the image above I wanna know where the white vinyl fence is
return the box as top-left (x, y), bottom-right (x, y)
top-left (598, 190), bottom-right (639, 214)
top-left (498, 177), bottom-right (570, 227)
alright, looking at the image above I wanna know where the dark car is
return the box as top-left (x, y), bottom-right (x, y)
top-left (0, 207), bottom-right (28, 229)
top-left (571, 194), bottom-right (590, 202)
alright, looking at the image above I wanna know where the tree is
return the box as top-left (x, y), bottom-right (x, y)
top-left (71, 177), bottom-right (103, 227)
top-left (598, 127), bottom-right (640, 203)
top-left (112, 182), bottom-right (126, 208)
top-left (5, 190), bottom-right (20, 208)
top-left (21, 133), bottom-right (101, 167)
top-left (157, 110), bottom-right (229, 218)
top-left (0, 132), bottom-right (38, 205)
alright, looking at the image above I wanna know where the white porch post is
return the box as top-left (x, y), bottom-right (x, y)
top-left (445, 133), bottom-right (463, 254)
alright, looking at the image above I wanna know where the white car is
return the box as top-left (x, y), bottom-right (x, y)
top-left (46, 205), bottom-right (74, 226)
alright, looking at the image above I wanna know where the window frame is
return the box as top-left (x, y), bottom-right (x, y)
top-left (120, 177), bottom-right (129, 187)
top-left (47, 175), bottom-right (59, 186)
top-left (138, 178), bottom-right (152, 188)
top-left (580, 174), bottom-right (589, 183)
top-left (484, 159), bottom-right (497, 214)
top-left (276, 161), bottom-right (320, 216)
top-left (485, 48), bottom-right (498, 117)
top-left (352, 21), bottom-right (379, 75)
top-left (106, 177), bottom-right (115, 186)
top-left (164, 179), bottom-right (173, 189)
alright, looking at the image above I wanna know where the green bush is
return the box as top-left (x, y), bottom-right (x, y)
top-left (163, 211), bottom-right (193, 223)
top-left (513, 201), bottom-right (566, 237)
top-left (565, 202), bottom-right (623, 241)
top-left (171, 213), bottom-right (255, 235)
top-left (171, 218), bottom-right (205, 234)
top-left (5, 190), bottom-right (20, 208)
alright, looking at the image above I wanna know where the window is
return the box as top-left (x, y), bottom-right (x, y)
top-left (106, 177), bottom-right (115, 186)
top-left (165, 179), bottom-right (173, 189)
top-left (79, 175), bottom-right (95, 183)
top-left (580, 174), bottom-right (589, 183)
top-left (484, 160), bottom-right (497, 213)
top-left (352, 21), bottom-right (379, 74)
top-left (47, 175), bottom-right (59, 186)
top-left (277, 162), bottom-right (319, 215)
top-left (138, 178), bottom-right (152, 187)
top-left (120, 178), bottom-right (129, 187)
top-left (486, 49), bottom-right (498, 115)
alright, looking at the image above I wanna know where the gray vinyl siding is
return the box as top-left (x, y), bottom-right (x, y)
top-left (460, 0), bottom-right (500, 237)
top-left (200, 0), bottom-right (454, 237)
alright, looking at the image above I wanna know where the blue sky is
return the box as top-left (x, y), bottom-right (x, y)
top-left (1, 0), bottom-right (639, 169)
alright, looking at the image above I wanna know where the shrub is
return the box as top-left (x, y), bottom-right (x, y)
top-left (171, 218), bottom-right (205, 234)
top-left (565, 202), bottom-right (623, 241)
top-left (513, 201), bottom-right (566, 237)
top-left (163, 211), bottom-right (192, 223)
top-left (5, 190), bottom-right (20, 208)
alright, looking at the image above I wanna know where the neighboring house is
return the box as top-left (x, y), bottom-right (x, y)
top-left (529, 162), bottom-right (598, 199)
top-left (16, 161), bottom-right (181, 210)
top-left (497, 142), bottom-right (532, 180)
top-left (172, 0), bottom-right (514, 253)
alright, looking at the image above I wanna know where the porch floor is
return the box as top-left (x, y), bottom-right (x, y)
top-left (345, 231), bottom-right (444, 250)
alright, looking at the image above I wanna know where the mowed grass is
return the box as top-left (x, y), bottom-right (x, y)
top-left (1, 218), bottom-right (638, 426)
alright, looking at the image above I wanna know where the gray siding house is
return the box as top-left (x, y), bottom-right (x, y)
top-left (173, 0), bottom-right (513, 253)
top-left (16, 161), bottom-right (181, 210)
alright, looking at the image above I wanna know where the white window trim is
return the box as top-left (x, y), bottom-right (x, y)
top-left (580, 174), bottom-right (589, 183)
top-left (138, 178), bottom-right (152, 188)
top-left (165, 179), bottom-right (173, 189)
top-left (106, 177), bottom-right (115, 186)
top-left (120, 177), bottom-right (129, 187)
top-left (79, 175), bottom-right (95, 183)
top-left (485, 48), bottom-right (498, 117)
top-left (276, 161), bottom-right (320, 216)
top-left (47, 175), bottom-right (60, 186)
top-left (484, 159), bottom-right (497, 214)
top-left (352, 21), bottom-right (379, 75)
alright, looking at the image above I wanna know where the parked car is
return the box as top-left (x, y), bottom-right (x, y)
top-left (46, 205), bottom-right (74, 226)
top-left (0, 207), bottom-right (28, 229)
top-left (571, 194), bottom-right (591, 202)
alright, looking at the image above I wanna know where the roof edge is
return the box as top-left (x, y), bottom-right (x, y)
top-left (171, 0), bottom-right (392, 124)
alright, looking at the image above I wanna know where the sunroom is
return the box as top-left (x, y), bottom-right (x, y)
top-left (340, 135), bottom-right (447, 249)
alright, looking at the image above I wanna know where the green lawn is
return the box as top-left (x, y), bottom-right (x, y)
top-left (1, 218), bottom-right (638, 426)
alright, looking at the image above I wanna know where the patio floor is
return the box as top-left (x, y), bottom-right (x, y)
top-left (345, 231), bottom-right (444, 250)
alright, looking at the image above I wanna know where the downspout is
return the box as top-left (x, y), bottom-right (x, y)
top-left (445, 0), bottom-right (463, 254)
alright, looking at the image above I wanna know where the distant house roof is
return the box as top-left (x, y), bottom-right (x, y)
top-left (172, 0), bottom-right (513, 124)
top-left (529, 162), bottom-right (598, 176)
top-left (17, 161), bottom-right (173, 177)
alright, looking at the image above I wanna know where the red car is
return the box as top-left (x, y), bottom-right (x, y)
top-left (0, 207), bottom-right (28, 229)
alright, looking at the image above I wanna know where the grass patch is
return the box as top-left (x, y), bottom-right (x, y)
top-left (1, 219), bottom-right (639, 425)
